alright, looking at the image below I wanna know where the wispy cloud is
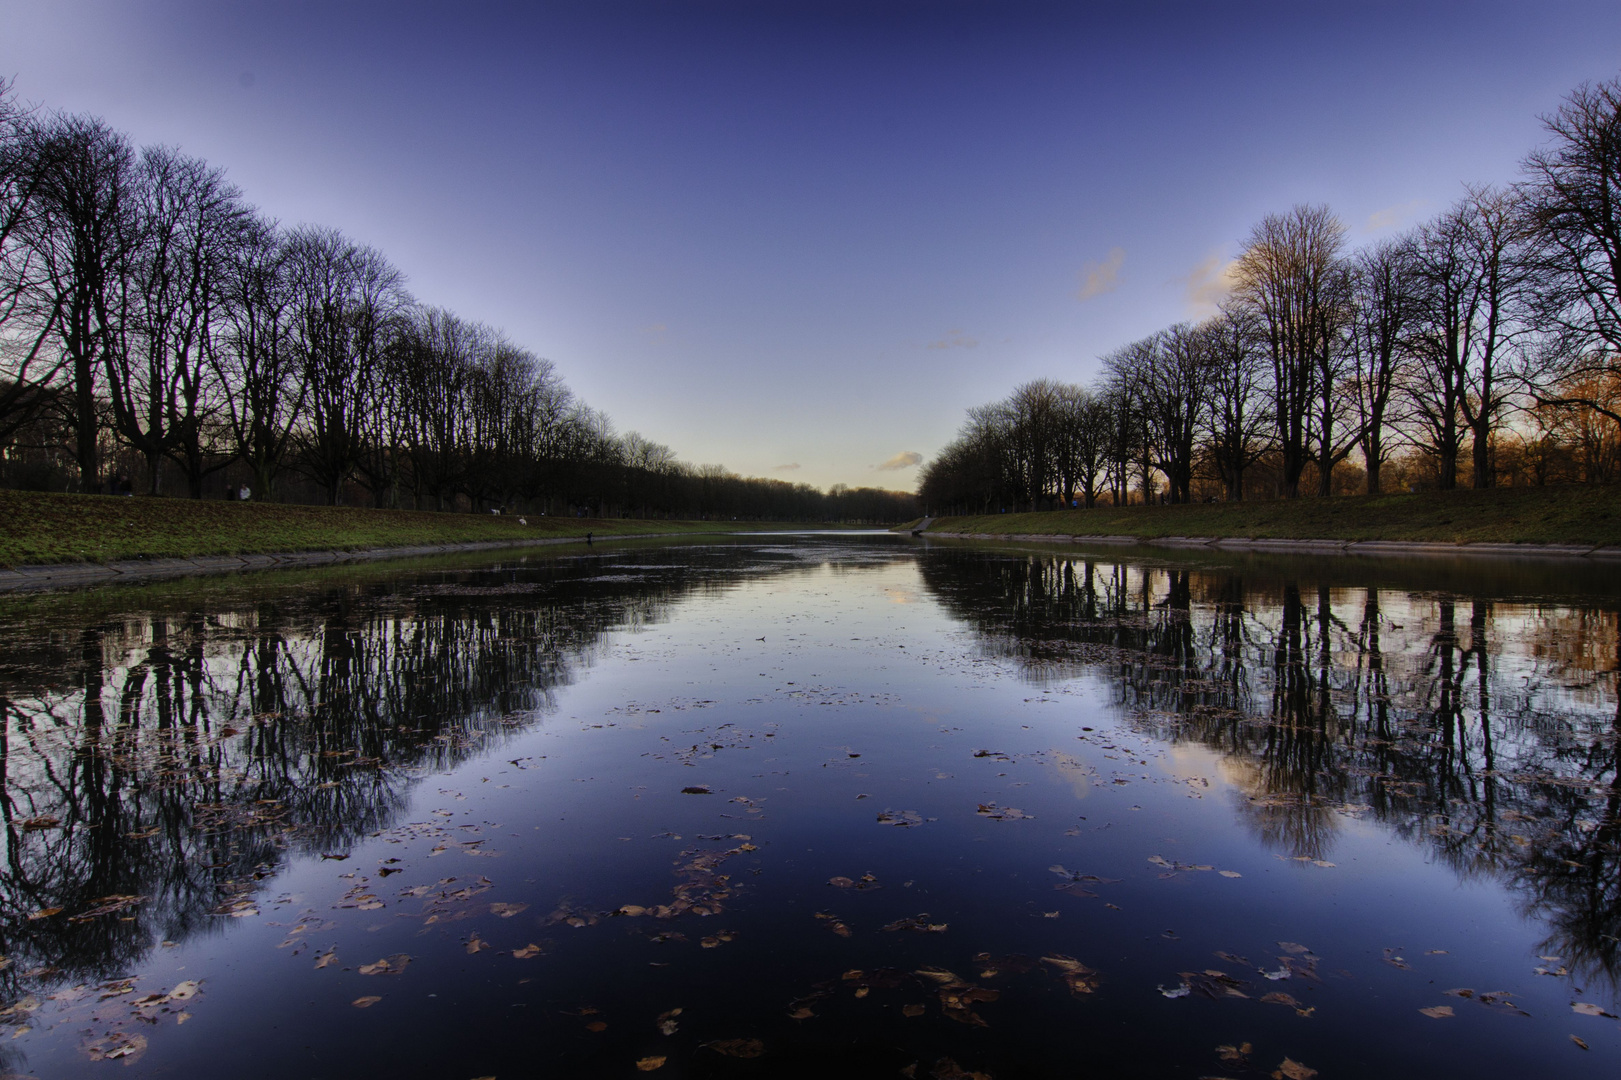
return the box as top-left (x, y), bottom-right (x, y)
top-left (1365, 199), bottom-right (1425, 233)
top-left (1181, 253), bottom-right (1239, 316)
top-left (927, 329), bottom-right (978, 350)
top-left (772, 462), bottom-right (801, 472)
top-left (1076, 246), bottom-right (1125, 301)
top-left (876, 451), bottom-right (922, 471)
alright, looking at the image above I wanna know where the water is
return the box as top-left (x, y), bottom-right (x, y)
top-left (0, 533), bottom-right (1617, 1078)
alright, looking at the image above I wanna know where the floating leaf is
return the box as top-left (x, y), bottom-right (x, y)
top-left (1573, 1002), bottom-right (1616, 1018)
top-left (314, 949), bottom-right (339, 969)
top-left (1419, 1005), bottom-right (1454, 1018)
top-left (703, 1038), bottom-right (765, 1058)
top-left (1219, 870), bottom-right (1242, 878)
top-left (1572, 1035), bottom-right (1590, 1050)
top-left (352, 996), bottom-right (382, 1008)
top-left (513, 944), bottom-right (543, 959)
top-left (168, 980), bottom-right (200, 1001)
top-left (490, 902), bottom-right (528, 918)
top-left (1273, 1059), bottom-right (1317, 1080)
top-left (903, 1004), bottom-right (925, 1017)
top-left (681, 786), bottom-right (712, 795)
top-left (586, 1020), bottom-right (607, 1032)
top-left (876, 808), bottom-right (923, 827)
top-left (636, 1056), bottom-right (667, 1071)
top-left (358, 954), bottom-right (411, 976)
top-left (1216, 1043), bottom-right (1252, 1064)
top-left (829, 876), bottom-right (855, 888)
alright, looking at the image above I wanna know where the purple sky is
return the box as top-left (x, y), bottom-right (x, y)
top-left (4, 1), bottom-right (1619, 490)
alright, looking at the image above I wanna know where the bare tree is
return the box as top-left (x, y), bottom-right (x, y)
top-left (29, 113), bottom-right (136, 491)
top-left (215, 219), bottom-right (303, 499)
top-left (1346, 238), bottom-right (1418, 494)
top-left (1521, 75), bottom-right (1621, 413)
top-left (0, 79), bottom-right (66, 448)
top-left (1201, 309), bottom-right (1273, 500)
top-left (284, 227), bottom-right (406, 504)
top-left (1231, 205), bottom-right (1348, 498)
top-left (102, 146), bottom-right (248, 495)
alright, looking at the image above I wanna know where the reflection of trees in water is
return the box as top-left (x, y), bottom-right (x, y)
top-left (0, 567), bottom-right (689, 1014)
top-left (920, 550), bottom-right (1621, 987)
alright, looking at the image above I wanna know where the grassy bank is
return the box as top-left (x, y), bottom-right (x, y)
top-left (915, 485), bottom-right (1621, 547)
top-left (0, 489), bottom-right (816, 567)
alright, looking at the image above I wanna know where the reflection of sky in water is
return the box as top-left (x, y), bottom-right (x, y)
top-left (0, 536), bottom-right (1617, 1077)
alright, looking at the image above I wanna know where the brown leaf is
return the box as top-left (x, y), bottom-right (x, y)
top-left (490, 902), bottom-right (528, 918)
top-left (1419, 1005), bottom-right (1454, 1019)
top-left (585, 1020), bottom-right (608, 1032)
top-left (636, 1055), bottom-right (667, 1071)
top-left (829, 876), bottom-right (855, 888)
top-left (465, 934), bottom-right (489, 954)
top-left (358, 954), bottom-right (411, 976)
top-left (787, 1006), bottom-right (815, 1020)
top-left (513, 944), bottom-right (542, 959)
top-left (1272, 1058), bottom-right (1317, 1080)
top-left (903, 1004), bottom-right (926, 1018)
top-left (1216, 1042), bottom-right (1252, 1064)
top-left (1261, 992), bottom-right (1301, 1008)
top-left (352, 995), bottom-right (382, 1008)
top-left (703, 1038), bottom-right (765, 1058)
top-left (1572, 1002), bottom-right (1616, 1018)
top-left (1572, 1035), bottom-right (1590, 1050)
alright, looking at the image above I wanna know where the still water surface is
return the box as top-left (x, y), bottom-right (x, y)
top-left (0, 533), bottom-right (1618, 1078)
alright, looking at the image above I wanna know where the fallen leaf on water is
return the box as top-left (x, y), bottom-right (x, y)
top-left (876, 808), bottom-right (923, 827)
top-left (636, 1056), bottom-right (666, 1071)
top-left (1419, 1006), bottom-right (1454, 1019)
top-left (1310, 861), bottom-right (1335, 868)
top-left (659, 1019), bottom-right (679, 1035)
top-left (358, 954), bottom-right (412, 976)
top-left (1159, 983), bottom-right (1191, 999)
top-left (914, 967), bottom-right (965, 987)
top-left (619, 905), bottom-right (647, 917)
top-left (466, 934), bottom-right (489, 954)
top-left (787, 1007), bottom-right (815, 1020)
top-left (1219, 870), bottom-right (1242, 878)
top-left (702, 1038), bottom-right (765, 1058)
top-left (1277, 942), bottom-right (1310, 955)
top-left (168, 980), bottom-right (200, 1001)
top-left (175, 1011), bottom-right (191, 1024)
top-left (513, 944), bottom-right (542, 959)
top-left (490, 902), bottom-right (528, 918)
top-left (903, 1004), bottom-right (926, 1017)
top-left (1216, 1042), bottom-right (1252, 1064)
top-left (1573, 1002), bottom-right (1616, 1018)
top-left (681, 786), bottom-right (712, 795)
top-left (585, 1020), bottom-right (607, 1032)
top-left (1443, 988), bottom-right (1474, 998)
top-left (829, 876), bottom-right (855, 888)
top-left (1572, 1035), bottom-right (1590, 1050)
top-left (352, 996), bottom-right (382, 1008)
top-left (843, 969), bottom-right (864, 981)
top-left (1261, 992), bottom-right (1301, 1008)
top-left (1272, 1058), bottom-right (1317, 1080)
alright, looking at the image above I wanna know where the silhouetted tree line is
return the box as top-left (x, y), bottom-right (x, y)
top-left (0, 83), bottom-right (915, 522)
top-left (920, 76), bottom-right (1621, 514)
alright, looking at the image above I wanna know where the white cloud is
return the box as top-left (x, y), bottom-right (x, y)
top-left (876, 451), bottom-right (922, 471)
top-left (1365, 199), bottom-right (1425, 233)
top-left (1076, 247), bottom-right (1125, 301)
top-left (1182, 253), bottom-right (1239, 316)
top-left (927, 329), bottom-right (978, 350)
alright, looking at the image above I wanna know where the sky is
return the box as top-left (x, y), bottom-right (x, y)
top-left (3, 0), bottom-right (1620, 491)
